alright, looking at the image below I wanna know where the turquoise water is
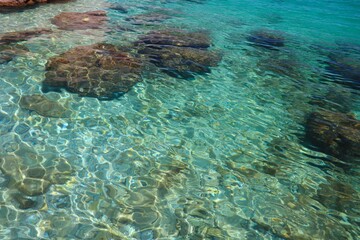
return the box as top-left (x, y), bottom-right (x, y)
top-left (0, 0), bottom-right (360, 239)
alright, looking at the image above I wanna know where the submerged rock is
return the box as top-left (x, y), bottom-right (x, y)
top-left (12, 193), bottom-right (37, 209)
top-left (0, 44), bottom-right (28, 64)
top-left (51, 11), bottom-right (108, 30)
top-left (43, 43), bottom-right (143, 99)
top-left (136, 29), bottom-right (221, 78)
top-left (17, 178), bottom-right (51, 196)
top-left (0, 28), bottom-right (52, 44)
top-left (0, 0), bottom-right (47, 7)
top-left (1, 153), bottom-right (74, 199)
top-left (140, 46), bottom-right (221, 78)
top-left (325, 54), bottom-right (360, 87)
top-left (108, 4), bottom-right (128, 13)
top-left (19, 94), bottom-right (72, 118)
top-left (314, 178), bottom-right (359, 213)
top-left (256, 53), bottom-right (304, 79)
top-left (0, 0), bottom-right (73, 9)
top-left (246, 29), bottom-right (285, 50)
top-left (137, 29), bottom-right (211, 49)
top-left (125, 12), bottom-right (171, 25)
top-left (306, 110), bottom-right (360, 159)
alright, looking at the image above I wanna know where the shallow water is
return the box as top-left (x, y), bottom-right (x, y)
top-left (0, 0), bottom-right (360, 239)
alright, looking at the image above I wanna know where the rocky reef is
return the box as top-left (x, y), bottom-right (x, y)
top-left (51, 10), bottom-right (108, 30)
top-left (125, 12), bottom-right (171, 25)
top-left (325, 53), bottom-right (360, 88)
top-left (246, 29), bottom-right (285, 50)
top-left (0, 44), bottom-right (29, 64)
top-left (0, 0), bottom-right (47, 7)
top-left (42, 43), bottom-right (143, 99)
top-left (0, 28), bottom-right (52, 44)
top-left (136, 29), bottom-right (221, 78)
top-left (0, 0), bottom-right (74, 11)
top-left (306, 110), bottom-right (360, 160)
top-left (19, 94), bottom-right (72, 118)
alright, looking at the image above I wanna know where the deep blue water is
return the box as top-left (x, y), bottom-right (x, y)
top-left (0, 0), bottom-right (360, 239)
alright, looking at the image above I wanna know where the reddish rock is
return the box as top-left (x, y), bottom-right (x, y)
top-left (0, 0), bottom-right (47, 7)
top-left (43, 43), bottom-right (143, 99)
top-left (51, 11), bottom-right (108, 30)
top-left (306, 110), bottom-right (360, 159)
top-left (0, 0), bottom-right (73, 7)
top-left (0, 28), bottom-right (52, 44)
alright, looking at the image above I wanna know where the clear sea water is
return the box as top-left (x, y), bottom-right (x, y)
top-left (0, 0), bottom-right (360, 239)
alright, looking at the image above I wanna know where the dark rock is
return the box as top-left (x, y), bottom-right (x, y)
top-left (309, 89), bottom-right (352, 113)
top-left (125, 12), bottom-right (171, 25)
top-left (0, 44), bottom-right (29, 64)
top-left (19, 94), bottom-right (72, 118)
top-left (0, 0), bottom-right (47, 7)
top-left (246, 29), bottom-right (285, 50)
top-left (140, 46), bottom-right (221, 78)
top-left (51, 11), bottom-right (108, 30)
top-left (314, 178), bottom-right (359, 213)
top-left (256, 53), bottom-right (303, 79)
top-left (136, 29), bottom-right (221, 78)
top-left (43, 43), bottom-right (143, 99)
top-left (136, 29), bottom-right (211, 49)
top-left (17, 178), bottom-right (51, 196)
top-left (0, 52), bottom-right (13, 64)
top-left (325, 54), bottom-right (360, 87)
top-left (0, 28), bottom-right (52, 44)
top-left (109, 4), bottom-right (128, 13)
top-left (306, 110), bottom-right (360, 159)
top-left (0, 0), bottom-right (73, 9)
top-left (12, 193), bottom-right (37, 209)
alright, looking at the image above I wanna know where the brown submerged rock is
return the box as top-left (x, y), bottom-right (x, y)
top-left (0, 44), bottom-right (29, 64)
top-left (315, 178), bottom-right (359, 213)
top-left (136, 29), bottom-right (221, 78)
top-left (43, 43), bottom-right (143, 99)
top-left (0, 0), bottom-right (72, 9)
top-left (246, 29), bottom-right (285, 50)
top-left (325, 54), bottom-right (360, 88)
top-left (51, 10), bottom-right (108, 30)
top-left (0, 0), bottom-right (46, 7)
top-left (19, 94), bottom-right (72, 118)
top-left (306, 110), bottom-right (360, 159)
top-left (125, 12), bottom-right (171, 25)
top-left (140, 46), bottom-right (221, 78)
top-left (137, 29), bottom-right (211, 49)
top-left (0, 28), bottom-right (52, 44)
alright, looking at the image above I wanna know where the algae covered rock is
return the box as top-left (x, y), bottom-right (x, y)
top-left (246, 29), bottom-right (285, 50)
top-left (325, 53), bottom-right (360, 88)
top-left (19, 94), bottom-right (72, 118)
top-left (0, 0), bottom-right (47, 7)
top-left (0, 44), bottom-right (29, 64)
top-left (137, 29), bottom-right (211, 49)
top-left (51, 10), bottom-right (108, 30)
top-left (306, 110), bottom-right (360, 159)
top-left (125, 12), bottom-right (171, 25)
top-left (140, 46), bottom-right (221, 78)
top-left (0, 28), bottom-right (52, 44)
top-left (43, 43), bottom-right (143, 99)
top-left (0, 0), bottom-right (73, 10)
top-left (136, 29), bottom-right (221, 78)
